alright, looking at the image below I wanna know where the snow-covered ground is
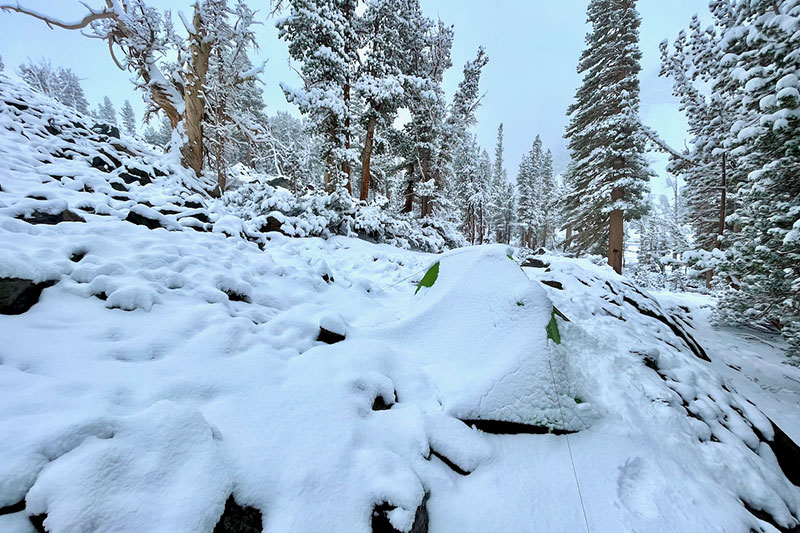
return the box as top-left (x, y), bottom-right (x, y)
top-left (1, 77), bottom-right (799, 533)
top-left (654, 291), bottom-right (800, 446)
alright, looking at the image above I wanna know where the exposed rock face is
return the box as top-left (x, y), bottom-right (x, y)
top-left (260, 215), bottom-right (286, 235)
top-left (18, 209), bottom-right (85, 225)
top-left (119, 166), bottom-right (153, 185)
top-left (372, 494), bottom-right (429, 533)
top-left (521, 257), bottom-right (549, 269)
top-left (91, 123), bottom-right (120, 139)
top-left (459, 418), bottom-right (576, 436)
top-left (317, 314), bottom-right (346, 344)
top-left (125, 208), bottom-right (164, 230)
top-left (317, 327), bottom-right (345, 344)
top-left (0, 278), bottom-right (55, 315)
top-left (372, 391), bottom-right (397, 411)
top-left (213, 496), bottom-right (263, 533)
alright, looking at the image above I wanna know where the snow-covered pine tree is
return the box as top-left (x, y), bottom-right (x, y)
top-left (143, 114), bottom-right (173, 148)
top-left (517, 136), bottom-right (544, 249)
top-left (633, 196), bottom-right (690, 289)
top-left (489, 123), bottom-right (515, 244)
top-left (98, 96), bottom-right (118, 127)
top-left (563, 0), bottom-right (652, 273)
top-left (17, 59), bottom-right (90, 116)
top-left (278, 0), bottom-right (360, 194)
top-left (56, 68), bottom-right (89, 115)
top-left (257, 111), bottom-right (324, 194)
top-left (355, 0), bottom-right (411, 201)
top-left (539, 149), bottom-right (558, 249)
top-left (713, 0), bottom-right (800, 356)
top-left (453, 136), bottom-right (491, 244)
top-left (428, 47), bottom-right (489, 218)
top-left (120, 100), bottom-right (137, 136)
top-left (202, 0), bottom-right (262, 194)
top-left (659, 15), bottom-right (738, 262)
top-left (142, 125), bottom-right (160, 146)
top-left (397, 16), bottom-right (453, 214)
top-left (634, 211), bottom-right (670, 289)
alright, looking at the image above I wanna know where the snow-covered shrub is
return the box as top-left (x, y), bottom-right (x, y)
top-left (223, 177), bottom-right (465, 252)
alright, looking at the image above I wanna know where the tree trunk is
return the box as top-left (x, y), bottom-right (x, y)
top-left (360, 114), bottom-right (377, 201)
top-left (718, 151), bottom-right (727, 241)
top-left (181, 10), bottom-right (211, 192)
top-left (214, 49), bottom-right (226, 195)
top-left (343, 81), bottom-right (352, 195)
top-left (542, 223), bottom-right (548, 250)
top-left (479, 204), bottom-right (484, 244)
top-left (215, 130), bottom-right (225, 195)
top-left (402, 164), bottom-right (414, 213)
top-left (608, 187), bottom-right (624, 274)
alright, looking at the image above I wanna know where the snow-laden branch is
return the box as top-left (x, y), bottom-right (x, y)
top-left (0, 2), bottom-right (117, 30)
top-left (638, 121), bottom-right (700, 167)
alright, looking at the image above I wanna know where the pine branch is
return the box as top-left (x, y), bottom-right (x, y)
top-left (639, 121), bottom-right (700, 167)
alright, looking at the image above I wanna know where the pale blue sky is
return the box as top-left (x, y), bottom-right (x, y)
top-left (0, 1), bottom-right (708, 200)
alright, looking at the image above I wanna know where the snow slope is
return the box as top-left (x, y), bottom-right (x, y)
top-left (0, 76), bottom-right (799, 533)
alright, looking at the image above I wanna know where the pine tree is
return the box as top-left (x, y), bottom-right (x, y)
top-left (453, 137), bottom-right (491, 244)
top-left (277, 0), bottom-right (360, 194)
top-left (397, 16), bottom-right (453, 214)
top-left (143, 125), bottom-right (160, 146)
top-left (98, 96), bottom-right (118, 127)
top-left (489, 123), bottom-right (515, 244)
top-left (428, 47), bottom-right (489, 218)
top-left (633, 196), bottom-right (690, 289)
top-left (355, 0), bottom-right (412, 201)
top-left (120, 100), bottom-right (137, 136)
top-left (517, 136), bottom-right (544, 248)
top-left (563, 0), bottom-right (652, 273)
top-left (56, 68), bottom-right (89, 115)
top-left (713, 0), bottom-right (800, 356)
top-left (143, 115), bottom-right (173, 147)
top-left (258, 112), bottom-right (324, 193)
top-left (18, 59), bottom-right (90, 116)
top-left (539, 149), bottom-right (558, 249)
top-left (202, 0), bottom-right (262, 194)
top-left (659, 15), bottom-right (738, 257)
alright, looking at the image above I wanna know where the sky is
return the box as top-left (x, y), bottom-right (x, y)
top-left (0, 0), bottom-right (709, 201)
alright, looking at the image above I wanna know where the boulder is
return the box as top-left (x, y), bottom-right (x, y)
top-left (18, 208), bottom-right (85, 225)
top-left (317, 314), bottom-right (346, 344)
top-left (372, 494), bottom-right (428, 533)
top-left (213, 496), bottom-right (262, 533)
top-left (125, 210), bottom-right (163, 230)
top-left (119, 166), bottom-right (153, 185)
top-left (91, 123), bottom-right (120, 139)
top-left (0, 278), bottom-right (56, 315)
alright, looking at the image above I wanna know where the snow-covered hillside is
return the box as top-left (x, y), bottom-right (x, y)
top-left (1, 77), bottom-right (799, 533)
